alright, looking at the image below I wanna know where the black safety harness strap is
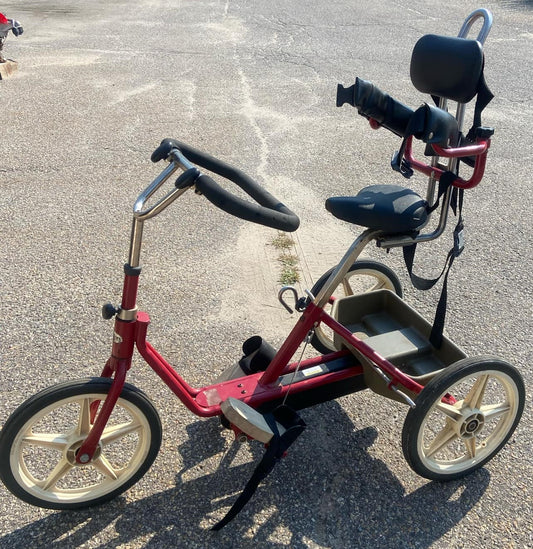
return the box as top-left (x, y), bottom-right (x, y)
top-left (403, 172), bottom-right (465, 349)
top-left (211, 405), bottom-right (306, 531)
top-left (466, 66), bottom-right (494, 142)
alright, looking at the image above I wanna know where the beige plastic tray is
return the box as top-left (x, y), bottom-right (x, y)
top-left (331, 290), bottom-right (466, 399)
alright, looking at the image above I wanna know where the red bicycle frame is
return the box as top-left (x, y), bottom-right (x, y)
top-left (75, 261), bottom-right (425, 463)
top-left (75, 124), bottom-right (488, 463)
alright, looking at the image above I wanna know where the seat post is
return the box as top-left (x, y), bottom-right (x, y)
top-left (314, 229), bottom-right (382, 309)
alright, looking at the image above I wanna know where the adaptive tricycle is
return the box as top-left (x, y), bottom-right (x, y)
top-left (0, 8), bottom-right (525, 529)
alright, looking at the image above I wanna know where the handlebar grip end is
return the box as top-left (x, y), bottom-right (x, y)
top-left (336, 83), bottom-right (356, 107)
top-left (151, 138), bottom-right (180, 163)
top-left (175, 167), bottom-right (201, 189)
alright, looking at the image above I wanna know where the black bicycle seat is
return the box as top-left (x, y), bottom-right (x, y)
top-left (326, 184), bottom-right (428, 233)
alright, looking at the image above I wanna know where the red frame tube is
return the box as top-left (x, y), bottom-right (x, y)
top-left (368, 117), bottom-right (491, 190)
top-left (431, 141), bottom-right (488, 158)
top-left (403, 135), bottom-right (490, 189)
top-left (133, 308), bottom-right (365, 416)
top-left (81, 269), bottom-right (426, 447)
top-left (121, 273), bottom-right (140, 310)
top-left (75, 361), bottom-right (127, 462)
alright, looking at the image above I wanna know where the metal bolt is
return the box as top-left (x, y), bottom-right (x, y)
top-left (78, 454), bottom-right (90, 464)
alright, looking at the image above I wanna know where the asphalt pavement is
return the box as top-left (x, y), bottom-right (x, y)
top-left (0, 0), bottom-right (532, 548)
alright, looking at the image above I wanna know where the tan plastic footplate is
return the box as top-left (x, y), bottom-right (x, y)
top-left (221, 398), bottom-right (279, 443)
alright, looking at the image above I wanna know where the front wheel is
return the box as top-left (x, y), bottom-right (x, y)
top-left (402, 357), bottom-right (525, 481)
top-left (309, 260), bottom-right (402, 353)
top-left (0, 378), bottom-right (162, 509)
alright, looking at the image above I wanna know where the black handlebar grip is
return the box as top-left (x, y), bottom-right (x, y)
top-left (151, 139), bottom-right (300, 232)
top-left (337, 78), bottom-right (414, 138)
top-left (195, 174), bottom-right (300, 232)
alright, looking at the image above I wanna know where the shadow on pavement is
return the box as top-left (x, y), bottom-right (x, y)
top-left (0, 402), bottom-right (490, 548)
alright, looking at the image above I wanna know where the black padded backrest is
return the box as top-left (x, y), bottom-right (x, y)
top-left (410, 35), bottom-right (484, 104)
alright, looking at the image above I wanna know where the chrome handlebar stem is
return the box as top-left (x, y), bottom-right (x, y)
top-left (128, 150), bottom-right (194, 268)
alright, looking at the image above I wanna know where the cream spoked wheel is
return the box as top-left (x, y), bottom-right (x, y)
top-left (0, 378), bottom-right (162, 509)
top-left (309, 260), bottom-right (402, 353)
top-left (402, 357), bottom-right (525, 481)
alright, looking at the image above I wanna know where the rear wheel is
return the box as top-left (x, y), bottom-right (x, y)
top-left (0, 377), bottom-right (162, 509)
top-left (402, 357), bottom-right (525, 481)
top-left (309, 260), bottom-right (402, 353)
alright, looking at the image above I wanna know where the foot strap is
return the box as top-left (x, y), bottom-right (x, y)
top-left (211, 405), bottom-right (305, 530)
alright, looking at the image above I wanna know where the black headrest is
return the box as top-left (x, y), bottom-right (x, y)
top-left (410, 35), bottom-right (484, 104)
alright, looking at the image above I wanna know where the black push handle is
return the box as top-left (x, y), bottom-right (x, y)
top-left (151, 139), bottom-right (300, 232)
top-left (337, 77), bottom-right (414, 138)
top-left (338, 78), bottom-right (462, 149)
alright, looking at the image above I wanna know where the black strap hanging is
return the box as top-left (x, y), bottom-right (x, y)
top-left (403, 173), bottom-right (464, 349)
top-left (466, 65), bottom-right (494, 142)
top-left (211, 405), bottom-right (306, 531)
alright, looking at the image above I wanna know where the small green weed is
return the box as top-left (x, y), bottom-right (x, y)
top-left (271, 232), bottom-right (294, 251)
top-left (271, 232), bottom-right (300, 285)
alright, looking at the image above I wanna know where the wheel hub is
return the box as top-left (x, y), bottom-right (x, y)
top-left (66, 440), bottom-right (102, 465)
top-left (458, 411), bottom-right (485, 438)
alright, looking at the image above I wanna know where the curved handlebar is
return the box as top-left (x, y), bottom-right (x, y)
top-left (151, 139), bottom-right (300, 233)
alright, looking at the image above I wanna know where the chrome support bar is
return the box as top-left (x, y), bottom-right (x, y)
top-left (314, 229), bottom-right (382, 309)
top-left (458, 8), bottom-right (493, 44)
top-left (128, 218), bottom-right (145, 268)
top-left (453, 9), bottom-right (493, 138)
top-left (128, 150), bottom-right (197, 267)
top-left (390, 385), bottom-right (417, 408)
top-left (367, 358), bottom-right (417, 407)
top-left (133, 150), bottom-right (194, 220)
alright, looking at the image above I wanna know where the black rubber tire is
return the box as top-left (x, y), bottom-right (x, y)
top-left (402, 357), bottom-right (525, 481)
top-left (309, 260), bottom-right (403, 353)
top-left (0, 377), bottom-right (162, 509)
